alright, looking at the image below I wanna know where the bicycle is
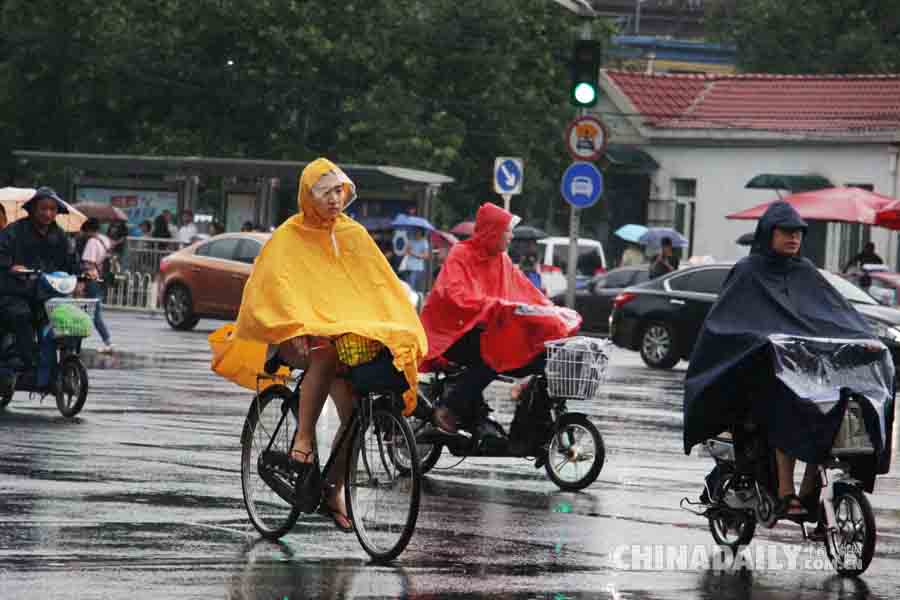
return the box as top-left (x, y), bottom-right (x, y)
top-left (408, 336), bottom-right (609, 491)
top-left (240, 346), bottom-right (421, 562)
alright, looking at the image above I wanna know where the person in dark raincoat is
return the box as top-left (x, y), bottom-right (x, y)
top-left (683, 201), bottom-right (880, 518)
top-left (0, 187), bottom-right (80, 368)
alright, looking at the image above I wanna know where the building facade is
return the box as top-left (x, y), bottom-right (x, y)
top-left (596, 70), bottom-right (900, 269)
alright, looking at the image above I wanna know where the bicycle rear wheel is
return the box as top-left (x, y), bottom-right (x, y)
top-left (346, 404), bottom-right (421, 561)
top-left (241, 384), bottom-right (300, 540)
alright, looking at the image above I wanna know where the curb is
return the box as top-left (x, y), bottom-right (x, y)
top-left (105, 305), bottom-right (164, 316)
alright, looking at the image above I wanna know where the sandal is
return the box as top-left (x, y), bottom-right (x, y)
top-left (290, 448), bottom-right (322, 513)
top-left (775, 494), bottom-right (808, 520)
top-left (319, 502), bottom-right (354, 533)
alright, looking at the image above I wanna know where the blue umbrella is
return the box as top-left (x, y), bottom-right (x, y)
top-left (392, 214), bottom-right (435, 231)
top-left (639, 227), bottom-right (689, 248)
top-left (354, 216), bottom-right (394, 231)
top-left (614, 224), bottom-right (649, 243)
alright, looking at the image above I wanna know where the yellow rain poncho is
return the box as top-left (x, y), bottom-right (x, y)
top-left (209, 158), bottom-right (427, 413)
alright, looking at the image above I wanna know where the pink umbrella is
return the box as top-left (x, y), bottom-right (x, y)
top-left (430, 230), bottom-right (459, 249)
top-left (450, 221), bottom-right (475, 238)
top-left (726, 187), bottom-right (897, 225)
top-left (431, 230), bottom-right (459, 261)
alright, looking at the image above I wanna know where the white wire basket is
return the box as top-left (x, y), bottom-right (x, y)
top-left (544, 336), bottom-right (611, 400)
top-left (45, 298), bottom-right (98, 338)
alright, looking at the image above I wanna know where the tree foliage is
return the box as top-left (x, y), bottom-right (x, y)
top-left (0, 0), bottom-right (610, 227)
top-left (707, 0), bottom-right (900, 74)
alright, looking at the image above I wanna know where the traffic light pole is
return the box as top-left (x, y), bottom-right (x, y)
top-left (565, 21), bottom-right (593, 310)
top-left (565, 106), bottom-right (589, 310)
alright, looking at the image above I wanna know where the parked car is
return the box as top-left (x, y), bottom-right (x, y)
top-left (159, 233), bottom-right (271, 330)
top-left (159, 232), bottom-right (423, 331)
top-left (611, 263), bottom-right (900, 370)
top-left (551, 265), bottom-right (649, 333)
top-left (537, 237), bottom-right (607, 297)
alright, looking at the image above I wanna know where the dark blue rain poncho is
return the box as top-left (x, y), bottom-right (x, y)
top-left (683, 202), bottom-right (889, 470)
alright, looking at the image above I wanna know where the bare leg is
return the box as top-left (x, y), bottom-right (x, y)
top-left (288, 343), bottom-right (338, 464)
top-left (775, 448), bottom-right (797, 497)
top-left (775, 448), bottom-right (807, 515)
top-left (324, 378), bottom-right (355, 523)
top-left (798, 463), bottom-right (820, 498)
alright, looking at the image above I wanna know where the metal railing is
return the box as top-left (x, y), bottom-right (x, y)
top-left (122, 237), bottom-right (185, 275)
top-left (105, 270), bottom-right (158, 310)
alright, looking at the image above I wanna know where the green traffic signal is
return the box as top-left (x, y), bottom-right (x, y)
top-left (573, 82), bottom-right (597, 106)
top-left (570, 40), bottom-right (602, 107)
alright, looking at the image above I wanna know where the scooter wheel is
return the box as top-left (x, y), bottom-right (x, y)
top-left (825, 483), bottom-right (876, 577)
top-left (56, 356), bottom-right (88, 417)
top-left (544, 413), bottom-right (604, 491)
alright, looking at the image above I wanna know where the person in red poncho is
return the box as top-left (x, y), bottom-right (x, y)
top-left (421, 203), bottom-right (581, 436)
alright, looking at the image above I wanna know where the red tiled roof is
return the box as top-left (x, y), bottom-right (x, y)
top-left (603, 70), bottom-right (900, 133)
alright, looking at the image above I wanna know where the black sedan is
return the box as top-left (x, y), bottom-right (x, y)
top-left (611, 263), bottom-right (900, 369)
top-left (552, 265), bottom-right (649, 333)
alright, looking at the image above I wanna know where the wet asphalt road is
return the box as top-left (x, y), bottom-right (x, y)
top-left (1, 311), bottom-right (899, 599)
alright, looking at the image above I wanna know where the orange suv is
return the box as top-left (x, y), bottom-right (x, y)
top-left (159, 233), bottom-right (270, 330)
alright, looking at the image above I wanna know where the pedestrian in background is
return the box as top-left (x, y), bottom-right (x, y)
top-left (620, 242), bottom-right (645, 267)
top-left (80, 218), bottom-right (115, 353)
top-left (649, 237), bottom-right (679, 279)
top-left (241, 221), bottom-right (255, 232)
top-left (177, 209), bottom-right (198, 244)
top-left (152, 213), bottom-right (172, 238)
top-left (404, 228), bottom-right (430, 292)
top-left (209, 221), bottom-right (225, 236)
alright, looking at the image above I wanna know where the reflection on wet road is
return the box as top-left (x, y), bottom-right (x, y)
top-left (1, 312), bottom-right (898, 598)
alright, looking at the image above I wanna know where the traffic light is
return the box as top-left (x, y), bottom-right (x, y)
top-left (570, 40), bottom-right (602, 107)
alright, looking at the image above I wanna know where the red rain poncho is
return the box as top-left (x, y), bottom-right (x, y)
top-left (421, 203), bottom-right (581, 373)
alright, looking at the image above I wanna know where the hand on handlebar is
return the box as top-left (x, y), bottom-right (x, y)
top-left (10, 265), bottom-right (34, 273)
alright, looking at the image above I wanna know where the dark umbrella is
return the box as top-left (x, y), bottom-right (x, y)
top-left (639, 227), bottom-right (689, 248)
top-left (72, 202), bottom-right (128, 223)
top-left (512, 225), bottom-right (547, 240)
top-left (736, 232), bottom-right (755, 246)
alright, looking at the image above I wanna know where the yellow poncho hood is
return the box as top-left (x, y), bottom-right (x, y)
top-left (209, 158), bottom-right (427, 413)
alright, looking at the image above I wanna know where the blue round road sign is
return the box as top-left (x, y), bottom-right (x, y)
top-left (495, 159), bottom-right (522, 193)
top-left (561, 162), bottom-right (603, 208)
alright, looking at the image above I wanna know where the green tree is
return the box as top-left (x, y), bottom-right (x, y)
top-left (707, 0), bottom-right (900, 73)
top-left (0, 0), bottom-right (611, 230)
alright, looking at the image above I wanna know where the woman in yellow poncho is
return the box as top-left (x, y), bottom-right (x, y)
top-left (209, 158), bottom-right (427, 531)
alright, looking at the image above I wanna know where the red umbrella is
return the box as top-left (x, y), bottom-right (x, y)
top-left (875, 200), bottom-right (900, 229)
top-left (726, 187), bottom-right (897, 225)
top-left (73, 202), bottom-right (129, 223)
top-left (450, 221), bottom-right (475, 238)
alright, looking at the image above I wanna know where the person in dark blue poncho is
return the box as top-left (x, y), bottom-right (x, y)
top-left (684, 201), bottom-right (879, 518)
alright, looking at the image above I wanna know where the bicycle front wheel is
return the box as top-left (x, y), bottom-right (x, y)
top-left (346, 406), bottom-right (421, 562)
top-left (241, 385), bottom-right (300, 540)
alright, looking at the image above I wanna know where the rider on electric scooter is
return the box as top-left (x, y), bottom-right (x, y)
top-left (0, 187), bottom-right (80, 384)
top-left (684, 201), bottom-right (894, 521)
top-left (420, 202), bottom-right (581, 438)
